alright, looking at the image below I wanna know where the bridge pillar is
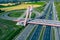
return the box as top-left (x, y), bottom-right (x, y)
top-left (24, 6), bottom-right (33, 26)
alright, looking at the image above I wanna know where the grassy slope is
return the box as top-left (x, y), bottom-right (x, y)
top-left (8, 10), bottom-right (25, 17)
top-left (55, 2), bottom-right (60, 20)
top-left (0, 18), bottom-right (24, 40)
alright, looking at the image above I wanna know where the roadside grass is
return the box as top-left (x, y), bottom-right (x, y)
top-left (8, 11), bottom-right (23, 17)
top-left (34, 4), bottom-right (46, 13)
top-left (31, 12), bottom-right (36, 18)
top-left (55, 2), bottom-right (60, 20)
top-left (8, 9), bottom-right (25, 17)
top-left (0, 18), bottom-right (25, 40)
top-left (52, 28), bottom-right (55, 40)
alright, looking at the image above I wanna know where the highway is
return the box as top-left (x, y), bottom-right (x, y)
top-left (27, 2), bottom-right (52, 40)
top-left (15, 2), bottom-right (51, 40)
top-left (43, 3), bottom-right (53, 40)
top-left (27, 1), bottom-right (55, 40)
top-left (15, 24), bottom-right (37, 40)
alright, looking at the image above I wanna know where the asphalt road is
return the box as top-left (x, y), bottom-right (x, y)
top-left (30, 25), bottom-right (42, 40)
top-left (43, 3), bottom-right (52, 40)
top-left (0, 11), bottom-right (26, 21)
top-left (15, 24), bottom-right (37, 40)
top-left (27, 2), bottom-right (52, 40)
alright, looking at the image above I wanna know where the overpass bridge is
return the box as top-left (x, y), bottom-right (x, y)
top-left (28, 19), bottom-right (60, 27)
top-left (16, 2), bottom-right (60, 27)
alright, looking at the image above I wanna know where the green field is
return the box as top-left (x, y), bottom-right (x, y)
top-left (0, 3), bottom-right (21, 8)
top-left (8, 9), bottom-right (25, 17)
top-left (0, 5), bottom-right (16, 8)
top-left (55, 2), bottom-right (60, 20)
top-left (0, 18), bottom-right (24, 40)
top-left (0, 2), bottom-right (45, 8)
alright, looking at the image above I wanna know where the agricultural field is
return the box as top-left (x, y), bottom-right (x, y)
top-left (0, 2), bottom-right (21, 8)
top-left (8, 2), bottom-right (46, 18)
top-left (0, 2), bottom-right (46, 12)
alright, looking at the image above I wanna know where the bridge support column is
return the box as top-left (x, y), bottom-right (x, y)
top-left (24, 6), bottom-right (33, 26)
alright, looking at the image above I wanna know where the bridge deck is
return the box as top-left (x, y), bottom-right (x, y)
top-left (28, 19), bottom-right (60, 27)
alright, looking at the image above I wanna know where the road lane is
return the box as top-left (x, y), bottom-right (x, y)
top-left (43, 2), bottom-right (53, 40)
top-left (15, 24), bottom-right (36, 40)
top-left (27, 2), bottom-right (51, 40)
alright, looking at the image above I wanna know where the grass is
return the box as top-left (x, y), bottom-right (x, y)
top-left (31, 13), bottom-right (36, 18)
top-left (9, 11), bottom-right (23, 17)
top-left (23, 12), bottom-right (36, 18)
top-left (52, 28), bottom-right (55, 40)
top-left (0, 4), bottom-right (41, 12)
top-left (34, 4), bottom-right (46, 13)
top-left (0, 5), bottom-right (15, 8)
top-left (27, 1), bottom-right (46, 5)
top-left (8, 9), bottom-right (25, 17)
top-left (0, 2), bottom-right (46, 12)
top-left (0, 18), bottom-right (24, 40)
top-left (55, 2), bottom-right (60, 20)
